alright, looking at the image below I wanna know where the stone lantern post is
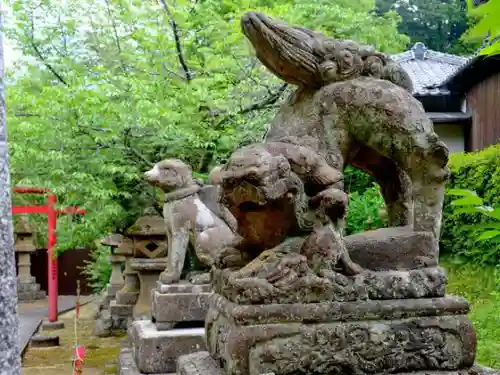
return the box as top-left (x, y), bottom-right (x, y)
top-left (107, 234), bottom-right (138, 335)
top-left (15, 215), bottom-right (45, 302)
top-left (100, 234), bottom-right (124, 309)
top-left (127, 215), bottom-right (167, 320)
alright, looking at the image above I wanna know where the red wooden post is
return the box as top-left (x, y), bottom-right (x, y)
top-left (12, 187), bottom-right (86, 323)
top-left (47, 193), bottom-right (58, 322)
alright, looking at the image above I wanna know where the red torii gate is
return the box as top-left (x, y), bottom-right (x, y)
top-left (12, 186), bottom-right (86, 323)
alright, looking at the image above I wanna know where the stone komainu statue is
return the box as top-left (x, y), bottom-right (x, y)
top-left (241, 11), bottom-right (449, 244)
top-left (144, 159), bottom-right (238, 284)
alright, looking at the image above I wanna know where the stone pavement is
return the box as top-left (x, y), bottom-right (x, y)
top-left (18, 295), bottom-right (95, 356)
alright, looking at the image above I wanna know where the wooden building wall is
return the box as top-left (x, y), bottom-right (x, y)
top-left (16, 248), bottom-right (94, 295)
top-left (466, 72), bottom-right (500, 151)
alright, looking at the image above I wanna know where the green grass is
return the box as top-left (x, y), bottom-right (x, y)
top-left (441, 257), bottom-right (500, 369)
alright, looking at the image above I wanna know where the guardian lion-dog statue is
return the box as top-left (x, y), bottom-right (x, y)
top-left (144, 159), bottom-right (238, 284)
top-left (242, 11), bottom-right (450, 246)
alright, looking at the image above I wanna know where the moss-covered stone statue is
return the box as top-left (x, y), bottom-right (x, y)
top-left (167, 11), bottom-right (495, 375)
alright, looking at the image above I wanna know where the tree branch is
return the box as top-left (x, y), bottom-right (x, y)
top-left (198, 83), bottom-right (289, 172)
top-left (104, 0), bottom-right (125, 70)
top-left (213, 83), bottom-right (288, 130)
top-left (28, 13), bottom-right (67, 86)
top-left (123, 128), bottom-right (154, 167)
top-left (159, 0), bottom-right (193, 81)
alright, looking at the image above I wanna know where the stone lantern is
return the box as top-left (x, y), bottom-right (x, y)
top-left (127, 215), bottom-right (167, 320)
top-left (107, 234), bottom-right (138, 335)
top-left (100, 234), bottom-right (125, 309)
top-left (15, 215), bottom-right (45, 302)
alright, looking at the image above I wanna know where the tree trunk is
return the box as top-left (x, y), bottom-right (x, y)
top-left (0, 8), bottom-right (21, 374)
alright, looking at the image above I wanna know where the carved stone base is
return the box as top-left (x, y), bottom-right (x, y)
top-left (17, 279), bottom-right (46, 302)
top-left (130, 258), bottom-right (167, 320)
top-left (129, 320), bottom-right (206, 374)
top-left (177, 352), bottom-right (498, 375)
top-left (152, 282), bottom-right (211, 330)
top-left (212, 266), bottom-right (447, 305)
top-left (203, 293), bottom-right (478, 375)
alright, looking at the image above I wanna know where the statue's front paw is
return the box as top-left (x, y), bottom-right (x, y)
top-left (188, 272), bottom-right (211, 285)
top-left (215, 247), bottom-right (247, 269)
top-left (159, 271), bottom-right (181, 284)
top-left (310, 187), bottom-right (348, 221)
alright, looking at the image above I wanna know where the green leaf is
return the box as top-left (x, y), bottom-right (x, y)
top-left (477, 230), bottom-right (500, 242)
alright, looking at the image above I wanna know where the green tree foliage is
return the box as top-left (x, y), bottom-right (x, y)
top-left (464, 0), bottom-right (500, 55)
top-left (4, 0), bottom-right (408, 251)
top-left (376, 0), bottom-right (479, 54)
top-left (448, 188), bottom-right (500, 243)
top-left (441, 144), bottom-right (500, 266)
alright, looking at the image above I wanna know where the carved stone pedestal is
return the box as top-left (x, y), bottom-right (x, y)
top-left (118, 281), bottom-right (211, 375)
top-left (176, 260), bottom-right (498, 375)
top-left (177, 290), bottom-right (497, 375)
top-left (130, 258), bottom-right (167, 320)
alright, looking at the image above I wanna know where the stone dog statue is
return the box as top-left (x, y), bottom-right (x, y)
top-left (144, 159), bottom-right (238, 285)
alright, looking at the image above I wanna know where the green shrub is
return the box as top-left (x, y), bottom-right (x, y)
top-left (441, 144), bottom-right (500, 266)
top-left (346, 184), bottom-right (387, 235)
top-left (82, 245), bottom-right (112, 294)
top-left (344, 166), bottom-right (375, 194)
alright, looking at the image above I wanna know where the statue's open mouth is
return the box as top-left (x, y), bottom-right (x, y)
top-left (221, 180), bottom-right (271, 211)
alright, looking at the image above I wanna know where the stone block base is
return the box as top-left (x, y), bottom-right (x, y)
top-left (152, 282), bottom-right (210, 329)
top-left (96, 284), bottom-right (123, 314)
top-left (116, 290), bottom-right (139, 306)
top-left (177, 352), bottom-right (498, 375)
top-left (94, 309), bottom-right (132, 337)
top-left (130, 258), bottom-right (167, 320)
top-left (205, 293), bottom-right (478, 375)
top-left (18, 290), bottom-right (46, 302)
top-left (104, 300), bottom-right (135, 334)
top-left (344, 227), bottom-right (438, 271)
top-left (118, 347), bottom-right (175, 375)
top-left (17, 281), bottom-right (46, 302)
top-left (129, 320), bottom-right (206, 374)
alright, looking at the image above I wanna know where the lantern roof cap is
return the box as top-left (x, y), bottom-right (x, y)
top-left (100, 233), bottom-right (123, 247)
top-left (126, 215), bottom-right (165, 236)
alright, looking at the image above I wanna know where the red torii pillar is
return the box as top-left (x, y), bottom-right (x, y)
top-left (12, 187), bottom-right (86, 322)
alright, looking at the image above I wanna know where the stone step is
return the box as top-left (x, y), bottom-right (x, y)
top-left (109, 300), bottom-right (134, 317)
top-left (118, 347), bottom-right (175, 375)
top-left (18, 290), bottom-right (46, 302)
top-left (129, 320), bottom-right (206, 374)
top-left (17, 282), bottom-right (41, 293)
top-left (152, 283), bottom-right (210, 329)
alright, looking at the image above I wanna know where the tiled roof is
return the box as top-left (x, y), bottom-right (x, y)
top-left (391, 42), bottom-right (471, 96)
